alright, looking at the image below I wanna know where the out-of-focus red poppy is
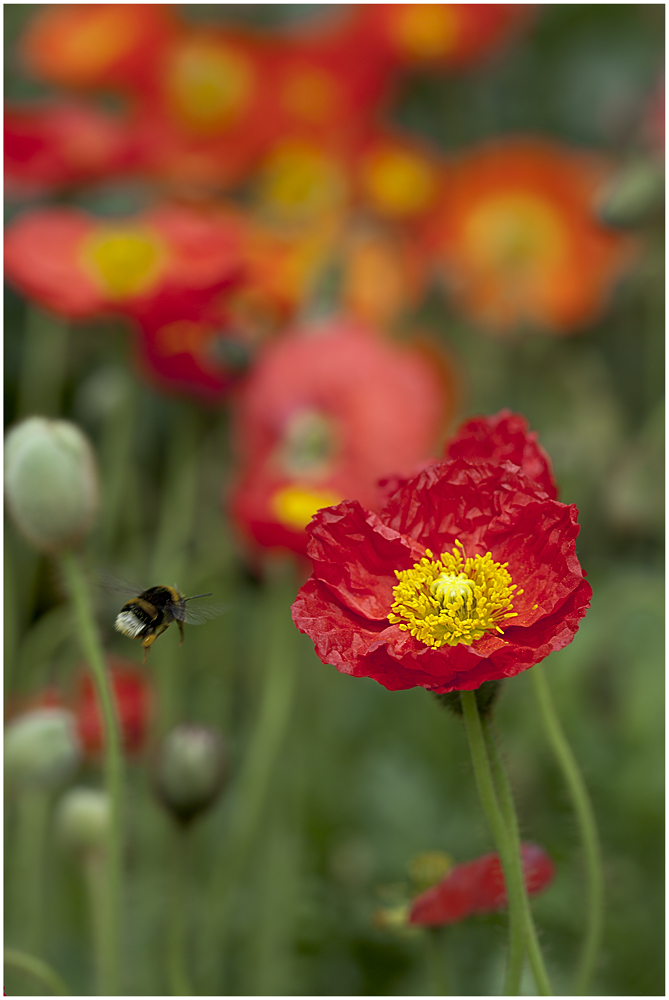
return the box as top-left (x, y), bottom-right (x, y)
top-left (129, 295), bottom-right (253, 404)
top-left (130, 28), bottom-right (276, 191)
top-left (74, 658), bottom-right (152, 757)
top-left (292, 416), bottom-right (591, 693)
top-left (426, 137), bottom-right (637, 334)
top-left (339, 4), bottom-right (530, 70)
top-left (4, 101), bottom-right (135, 196)
top-left (20, 3), bottom-right (176, 92)
top-left (4, 202), bottom-right (245, 321)
top-left (228, 319), bottom-right (454, 557)
top-left (262, 36), bottom-right (392, 145)
top-left (409, 843), bottom-right (554, 925)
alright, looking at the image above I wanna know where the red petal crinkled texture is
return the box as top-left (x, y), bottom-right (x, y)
top-left (409, 843), bottom-right (554, 926)
top-left (292, 456), bottom-right (592, 693)
top-left (445, 409), bottom-right (557, 499)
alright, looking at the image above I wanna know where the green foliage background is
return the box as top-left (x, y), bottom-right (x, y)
top-left (4, 4), bottom-right (664, 996)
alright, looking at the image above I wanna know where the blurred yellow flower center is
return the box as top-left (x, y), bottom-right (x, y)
top-left (389, 541), bottom-right (520, 647)
top-left (391, 4), bottom-right (459, 59)
top-left (464, 193), bottom-right (567, 273)
top-left (83, 227), bottom-right (165, 299)
top-left (362, 148), bottom-right (437, 217)
top-left (167, 40), bottom-right (254, 133)
top-left (281, 68), bottom-right (338, 123)
top-left (272, 484), bottom-right (342, 529)
top-left (258, 141), bottom-right (346, 224)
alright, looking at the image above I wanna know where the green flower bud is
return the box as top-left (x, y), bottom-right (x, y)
top-left (4, 708), bottom-right (81, 790)
top-left (154, 724), bottom-right (228, 826)
top-left (5, 417), bottom-right (100, 554)
top-left (55, 787), bottom-right (110, 856)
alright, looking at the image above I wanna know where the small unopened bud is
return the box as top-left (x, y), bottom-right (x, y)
top-left (4, 708), bottom-right (81, 790)
top-left (4, 417), bottom-right (100, 554)
top-left (154, 724), bottom-right (227, 826)
top-left (56, 787), bottom-right (110, 856)
top-left (408, 851), bottom-right (454, 894)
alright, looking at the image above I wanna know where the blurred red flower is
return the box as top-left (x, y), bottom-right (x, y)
top-left (409, 843), bottom-right (554, 925)
top-left (352, 130), bottom-right (442, 226)
top-left (292, 417), bottom-right (591, 693)
top-left (74, 658), bottom-right (151, 756)
top-left (4, 202), bottom-right (245, 321)
top-left (4, 101), bottom-right (135, 196)
top-left (426, 137), bottom-right (636, 334)
top-left (228, 320), bottom-right (454, 557)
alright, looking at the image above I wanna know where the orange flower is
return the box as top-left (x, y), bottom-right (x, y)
top-left (228, 319), bottom-right (455, 557)
top-left (20, 3), bottom-right (176, 92)
top-left (4, 202), bottom-right (245, 321)
top-left (341, 4), bottom-right (530, 70)
top-left (427, 138), bottom-right (636, 334)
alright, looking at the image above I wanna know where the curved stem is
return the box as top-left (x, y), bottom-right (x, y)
top-left (460, 691), bottom-right (547, 996)
top-left (530, 664), bottom-right (604, 995)
top-left (483, 718), bottom-right (552, 996)
top-left (59, 551), bottom-right (123, 997)
top-left (4, 947), bottom-right (70, 996)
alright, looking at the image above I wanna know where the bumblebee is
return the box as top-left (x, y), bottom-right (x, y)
top-left (114, 585), bottom-right (220, 661)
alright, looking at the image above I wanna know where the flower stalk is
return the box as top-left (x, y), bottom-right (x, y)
top-left (530, 663), bottom-right (604, 995)
top-left (59, 550), bottom-right (123, 996)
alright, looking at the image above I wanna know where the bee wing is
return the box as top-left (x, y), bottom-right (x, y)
top-left (178, 601), bottom-right (227, 625)
top-left (98, 570), bottom-right (144, 598)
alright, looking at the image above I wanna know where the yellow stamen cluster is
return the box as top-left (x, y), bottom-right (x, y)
top-left (389, 540), bottom-right (521, 648)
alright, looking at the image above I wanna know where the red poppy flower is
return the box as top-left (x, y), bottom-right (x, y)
top-left (4, 202), bottom-right (245, 321)
top-left (20, 3), bottom-right (176, 92)
top-left (4, 100), bottom-right (135, 196)
top-left (292, 424), bottom-right (591, 693)
top-left (74, 658), bottom-right (152, 756)
top-left (352, 130), bottom-right (443, 226)
top-left (339, 4), bottom-right (530, 71)
top-left (409, 843), bottom-right (554, 926)
top-left (228, 320), bottom-right (454, 557)
top-left (426, 137), bottom-right (636, 334)
top-left (129, 296), bottom-right (252, 404)
top-left (444, 410), bottom-right (557, 499)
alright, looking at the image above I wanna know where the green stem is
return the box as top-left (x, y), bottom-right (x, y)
top-left (200, 564), bottom-right (299, 992)
top-left (11, 789), bottom-right (50, 958)
top-left (17, 308), bottom-right (69, 419)
top-left (4, 947), bottom-right (71, 996)
top-left (167, 826), bottom-right (194, 996)
top-left (460, 691), bottom-right (546, 996)
top-left (483, 719), bottom-right (552, 996)
top-left (59, 550), bottom-right (123, 997)
top-left (530, 664), bottom-right (604, 995)
top-left (424, 926), bottom-right (451, 995)
top-left (82, 854), bottom-right (111, 996)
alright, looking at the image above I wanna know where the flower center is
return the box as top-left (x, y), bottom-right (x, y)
top-left (463, 193), bottom-right (567, 274)
top-left (271, 484), bottom-right (341, 530)
top-left (361, 147), bottom-right (437, 218)
top-left (166, 40), bottom-right (254, 133)
top-left (390, 4), bottom-right (460, 59)
top-left (257, 141), bottom-right (347, 225)
top-left (82, 227), bottom-right (165, 299)
top-left (389, 540), bottom-right (521, 647)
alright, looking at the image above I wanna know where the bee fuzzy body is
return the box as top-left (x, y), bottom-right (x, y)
top-left (114, 585), bottom-right (211, 661)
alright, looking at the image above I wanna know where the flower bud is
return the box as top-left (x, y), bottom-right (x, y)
top-left (56, 787), bottom-right (110, 856)
top-left (4, 417), bottom-right (100, 553)
top-left (153, 724), bottom-right (227, 826)
top-left (4, 708), bottom-right (81, 790)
